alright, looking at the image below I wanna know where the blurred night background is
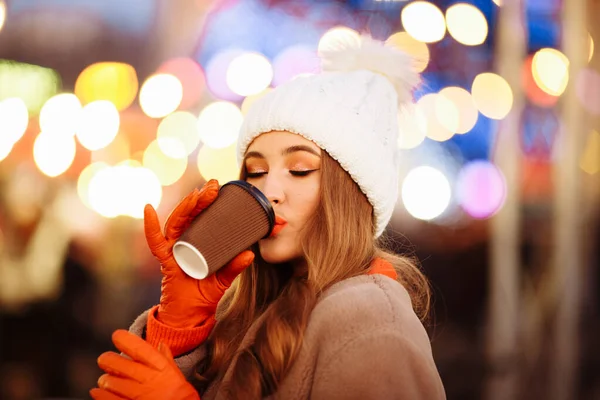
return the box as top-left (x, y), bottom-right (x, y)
top-left (0, 0), bottom-right (599, 399)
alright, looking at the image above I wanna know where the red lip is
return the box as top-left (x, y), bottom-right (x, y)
top-left (269, 216), bottom-right (287, 238)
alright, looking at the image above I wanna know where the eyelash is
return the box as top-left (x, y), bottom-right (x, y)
top-left (246, 170), bottom-right (317, 178)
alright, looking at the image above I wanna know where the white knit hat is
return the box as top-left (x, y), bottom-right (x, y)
top-left (237, 36), bottom-right (420, 237)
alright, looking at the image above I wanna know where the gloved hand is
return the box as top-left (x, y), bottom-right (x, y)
top-left (144, 179), bottom-right (255, 329)
top-left (90, 330), bottom-right (199, 400)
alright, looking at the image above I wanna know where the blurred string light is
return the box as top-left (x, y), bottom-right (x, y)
top-left (397, 103), bottom-right (427, 149)
top-left (205, 49), bottom-right (245, 101)
top-left (0, 98), bottom-right (29, 154)
top-left (385, 32), bottom-right (430, 73)
top-left (226, 52), bottom-right (273, 97)
top-left (157, 111), bottom-right (200, 158)
top-left (88, 164), bottom-right (162, 219)
top-left (39, 93), bottom-right (82, 137)
top-left (580, 130), bottom-right (600, 175)
top-left (197, 142), bottom-right (239, 183)
top-left (417, 93), bottom-right (457, 142)
top-left (78, 161), bottom-right (109, 209)
top-left (157, 57), bottom-right (205, 109)
top-left (318, 26), bottom-right (361, 55)
top-left (0, 1), bottom-right (5, 32)
top-left (445, 4), bottom-right (488, 46)
top-left (0, 60), bottom-right (61, 115)
top-left (33, 131), bottom-right (76, 177)
top-left (197, 101), bottom-right (243, 149)
top-left (439, 87), bottom-right (478, 134)
top-left (532, 48), bottom-right (569, 96)
top-left (241, 88), bottom-right (272, 115)
top-left (139, 74), bottom-right (183, 118)
top-left (272, 45), bottom-right (320, 87)
top-left (143, 140), bottom-right (187, 186)
top-left (471, 73), bottom-right (513, 120)
top-left (576, 68), bottom-right (600, 115)
top-left (456, 160), bottom-right (506, 219)
top-left (401, 1), bottom-right (446, 44)
top-left (76, 100), bottom-right (120, 151)
top-left (401, 165), bottom-right (451, 221)
top-left (75, 62), bottom-right (138, 111)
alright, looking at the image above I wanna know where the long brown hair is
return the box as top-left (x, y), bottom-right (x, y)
top-left (194, 150), bottom-right (430, 398)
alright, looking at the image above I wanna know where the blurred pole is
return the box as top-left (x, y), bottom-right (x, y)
top-left (484, 0), bottom-right (526, 399)
top-left (549, 0), bottom-right (588, 399)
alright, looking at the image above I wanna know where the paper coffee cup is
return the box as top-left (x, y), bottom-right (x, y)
top-left (173, 180), bottom-right (275, 279)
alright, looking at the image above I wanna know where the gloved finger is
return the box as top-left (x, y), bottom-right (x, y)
top-left (98, 351), bottom-right (156, 383)
top-left (98, 374), bottom-right (145, 399)
top-left (189, 179), bottom-right (220, 219)
top-left (215, 250), bottom-right (255, 290)
top-left (111, 330), bottom-right (168, 371)
top-left (164, 189), bottom-right (201, 240)
top-left (143, 204), bottom-right (167, 256)
top-left (90, 387), bottom-right (127, 400)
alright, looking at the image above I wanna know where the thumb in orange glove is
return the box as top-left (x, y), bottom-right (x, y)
top-left (90, 330), bottom-right (200, 400)
top-left (144, 179), bottom-right (255, 330)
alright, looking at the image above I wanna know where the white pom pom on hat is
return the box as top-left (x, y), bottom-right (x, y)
top-left (238, 34), bottom-right (420, 238)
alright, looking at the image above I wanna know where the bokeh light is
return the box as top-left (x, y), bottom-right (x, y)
top-left (402, 165), bottom-right (451, 221)
top-left (532, 48), bottom-right (569, 97)
top-left (143, 140), bottom-right (187, 186)
top-left (272, 45), bottom-right (320, 86)
top-left (157, 111), bottom-right (200, 158)
top-left (157, 57), bottom-right (205, 109)
top-left (139, 74), bottom-right (183, 118)
top-left (580, 130), bottom-right (600, 175)
top-left (241, 88), bottom-right (273, 115)
top-left (226, 52), bottom-right (273, 97)
top-left (523, 55), bottom-right (559, 107)
top-left (446, 4), bottom-right (488, 46)
top-left (76, 100), bottom-right (120, 151)
top-left (75, 62), bottom-right (138, 111)
top-left (77, 162), bottom-right (109, 209)
top-left (205, 49), bottom-right (245, 101)
top-left (417, 93), bottom-right (456, 142)
top-left (0, 141), bottom-right (12, 162)
top-left (398, 104), bottom-right (427, 149)
top-left (576, 68), bottom-right (600, 115)
top-left (318, 26), bottom-right (361, 55)
top-left (456, 160), bottom-right (506, 218)
top-left (386, 32), bottom-right (430, 73)
top-left (197, 101), bottom-right (243, 149)
top-left (439, 87), bottom-right (478, 134)
top-left (39, 93), bottom-right (82, 138)
top-left (401, 2), bottom-right (446, 44)
top-left (589, 33), bottom-right (594, 63)
top-left (197, 142), bottom-right (239, 183)
top-left (471, 73), bottom-right (513, 120)
top-left (493, 0), bottom-right (501, 5)
top-left (0, 1), bottom-right (6, 33)
top-left (33, 131), bottom-right (77, 177)
top-left (0, 97), bottom-right (29, 146)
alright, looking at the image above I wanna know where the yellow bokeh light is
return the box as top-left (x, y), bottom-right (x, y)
top-left (0, 97), bottom-right (29, 145)
top-left (33, 131), bottom-right (77, 177)
top-left (401, 1), bottom-right (446, 43)
top-left (0, 1), bottom-right (6, 33)
top-left (197, 101), bottom-right (243, 149)
top-left (143, 140), bottom-right (187, 186)
top-left (139, 74), bottom-right (183, 118)
top-left (77, 162), bottom-right (109, 209)
top-left (39, 93), bottom-right (82, 138)
top-left (75, 62), bottom-right (139, 111)
top-left (439, 86), bottom-right (479, 134)
top-left (417, 94), bottom-right (456, 142)
top-left (241, 88), bottom-right (273, 115)
top-left (580, 130), bottom-right (600, 175)
top-left (402, 166), bottom-right (451, 221)
top-left (532, 48), bottom-right (569, 96)
top-left (197, 142), bottom-right (239, 183)
top-left (157, 111), bottom-right (200, 158)
top-left (588, 33), bottom-right (594, 63)
top-left (226, 53), bottom-right (273, 97)
top-left (76, 100), bottom-right (120, 151)
top-left (318, 26), bottom-right (361, 55)
top-left (446, 4), bottom-right (488, 46)
top-left (471, 73), bottom-right (513, 120)
top-left (398, 104), bottom-right (427, 149)
top-left (386, 32), bottom-right (430, 73)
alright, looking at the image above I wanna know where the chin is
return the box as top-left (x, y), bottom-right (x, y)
top-left (258, 236), bottom-right (302, 265)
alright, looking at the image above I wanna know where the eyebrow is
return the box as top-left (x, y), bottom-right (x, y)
top-left (244, 145), bottom-right (321, 160)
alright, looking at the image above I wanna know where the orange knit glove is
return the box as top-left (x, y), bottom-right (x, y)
top-left (90, 330), bottom-right (199, 400)
top-left (144, 179), bottom-right (255, 330)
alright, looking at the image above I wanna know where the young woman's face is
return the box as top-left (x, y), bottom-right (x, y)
top-left (243, 131), bottom-right (322, 265)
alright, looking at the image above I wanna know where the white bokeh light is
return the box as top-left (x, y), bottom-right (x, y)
top-left (139, 74), bottom-right (183, 118)
top-left (197, 101), bottom-right (243, 149)
top-left (76, 100), bottom-right (120, 151)
top-left (39, 93), bottom-right (82, 138)
top-left (33, 131), bottom-right (77, 177)
top-left (226, 53), bottom-right (273, 97)
top-left (401, 166), bottom-right (451, 220)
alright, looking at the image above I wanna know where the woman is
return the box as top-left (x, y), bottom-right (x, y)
top-left (91, 36), bottom-right (446, 399)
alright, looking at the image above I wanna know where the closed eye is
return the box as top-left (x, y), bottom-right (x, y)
top-left (246, 172), bottom-right (267, 179)
top-left (290, 169), bottom-right (318, 177)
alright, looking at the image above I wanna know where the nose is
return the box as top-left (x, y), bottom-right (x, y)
top-left (262, 174), bottom-right (284, 206)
